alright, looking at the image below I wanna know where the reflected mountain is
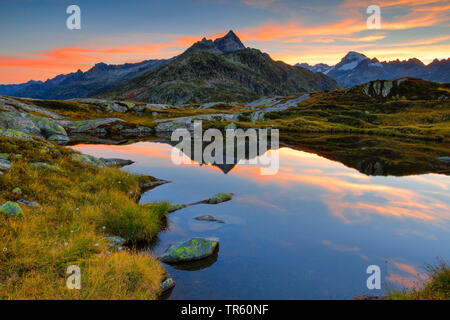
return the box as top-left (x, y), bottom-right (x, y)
top-left (279, 133), bottom-right (450, 176)
top-left (67, 132), bottom-right (450, 176)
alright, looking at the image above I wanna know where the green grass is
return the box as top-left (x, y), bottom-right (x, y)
top-left (0, 136), bottom-right (169, 299)
top-left (387, 260), bottom-right (449, 300)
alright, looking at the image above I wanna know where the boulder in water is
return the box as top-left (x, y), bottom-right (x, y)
top-left (159, 237), bottom-right (219, 263)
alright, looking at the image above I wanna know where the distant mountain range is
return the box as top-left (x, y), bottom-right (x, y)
top-left (1, 32), bottom-right (448, 102)
top-left (297, 51), bottom-right (450, 88)
top-left (0, 59), bottom-right (172, 100)
top-left (0, 31), bottom-right (338, 103)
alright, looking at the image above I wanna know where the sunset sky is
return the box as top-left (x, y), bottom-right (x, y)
top-left (0, 0), bottom-right (449, 84)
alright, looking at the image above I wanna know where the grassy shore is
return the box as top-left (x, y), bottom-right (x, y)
top-left (387, 261), bottom-right (449, 300)
top-left (0, 135), bottom-right (169, 299)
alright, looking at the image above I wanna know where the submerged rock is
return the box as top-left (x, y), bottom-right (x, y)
top-left (0, 201), bottom-right (24, 217)
top-left (159, 237), bottom-right (219, 263)
top-left (167, 193), bottom-right (234, 213)
top-left (194, 215), bottom-right (225, 223)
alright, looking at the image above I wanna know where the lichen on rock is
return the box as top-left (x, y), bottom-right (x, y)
top-left (159, 237), bottom-right (219, 263)
top-left (0, 201), bottom-right (24, 217)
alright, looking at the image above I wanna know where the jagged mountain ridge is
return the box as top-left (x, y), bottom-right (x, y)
top-left (185, 30), bottom-right (246, 54)
top-left (98, 45), bottom-right (340, 104)
top-left (297, 51), bottom-right (450, 88)
top-left (0, 59), bottom-right (172, 100)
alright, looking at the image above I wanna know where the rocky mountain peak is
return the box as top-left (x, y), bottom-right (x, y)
top-left (185, 30), bottom-right (245, 55)
top-left (341, 51), bottom-right (368, 63)
top-left (213, 30), bottom-right (246, 53)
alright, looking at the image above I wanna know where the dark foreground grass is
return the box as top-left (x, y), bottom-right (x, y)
top-left (387, 260), bottom-right (450, 300)
top-left (0, 136), bottom-right (168, 299)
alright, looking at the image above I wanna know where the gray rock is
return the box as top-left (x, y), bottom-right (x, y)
top-left (154, 113), bottom-right (238, 133)
top-left (0, 128), bottom-right (33, 140)
top-left (247, 94), bottom-right (310, 122)
top-left (17, 199), bottom-right (40, 207)
top-left (159, 237), bottom-right (219, 263)
top-left (0, 112), bottom-right (67, 140)
top-left (0, 96), bottom-right (65, 119)
top-left (58, 118), bottom-right (125, 133)
top-left (59, 118), bottom-right (153, 137)
top-left (71, 153), bottom-right (133, 168)
top-left (48, 134), bottom-right (70, 142)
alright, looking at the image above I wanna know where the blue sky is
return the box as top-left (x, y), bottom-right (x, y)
top-left (0, 0), bottom-right (449, 83)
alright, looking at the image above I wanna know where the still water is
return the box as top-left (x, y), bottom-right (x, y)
top-left (72, 139), bottom-right (450, 299)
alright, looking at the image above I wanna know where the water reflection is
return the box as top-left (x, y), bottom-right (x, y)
top-left (71, 135), bottom-right (450, 299)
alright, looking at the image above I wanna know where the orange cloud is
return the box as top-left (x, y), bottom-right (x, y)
top-left (229, 148), bottom-right (450, 225)
top-left (0, 35), bottom-right (198, 83)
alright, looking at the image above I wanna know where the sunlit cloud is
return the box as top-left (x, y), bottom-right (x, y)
top-left (321, 240), bottom-right (368, 260)
top-left (230, 148), bottom-right (450, 226)
top-left (386, 259), bottom-right (428, 289)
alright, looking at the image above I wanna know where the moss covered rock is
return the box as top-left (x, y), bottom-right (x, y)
top-left (203, 193), bottom-right (234, 204)
top-left (160, 277), bottom-right (176, 293)
top-left (0, 112), bottom-right (67, 140)
top-left (0, 201), bottom-right (24, 217)
top-left (159, 237), bottom-right (219, 263)
top-left (0, 128), bottom-right (32, 140)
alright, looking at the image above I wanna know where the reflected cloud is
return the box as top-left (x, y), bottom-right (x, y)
top-left (231, 148), bottom-right (450, 226)
top-left (321, 240), bottom-right (368, 261)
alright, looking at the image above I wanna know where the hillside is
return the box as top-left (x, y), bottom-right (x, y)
top-left (98, 47), bottom-right (339, 104)
top-left (251, 78), bottom-right (450, 140)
